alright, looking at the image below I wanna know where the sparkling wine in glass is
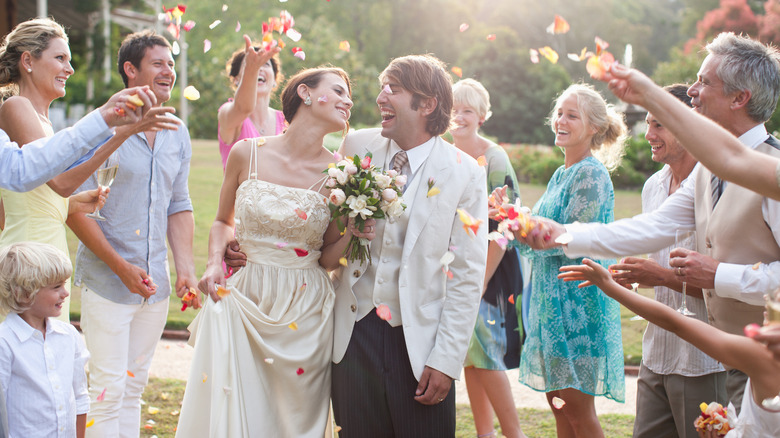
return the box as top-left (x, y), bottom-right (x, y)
top-left (675, 229), bottom-right (696, 316)
top-left (86, 152), bottom-right (119, 221)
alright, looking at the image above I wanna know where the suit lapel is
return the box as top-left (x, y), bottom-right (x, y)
top-left (403, 138), bottom-right (452, 257)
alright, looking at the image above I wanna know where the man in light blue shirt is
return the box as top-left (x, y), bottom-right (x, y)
top-left (0, 86), bottom-right (169, 192)
top-left (67, 31), bottom-right (197, 437)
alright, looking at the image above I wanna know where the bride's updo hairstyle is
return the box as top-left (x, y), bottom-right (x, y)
top-left (549, 83), bottom-right (628, 172)
top-left (281, 66), bottom-right (351, 126)
top-left (0, 18), bottom-right (68, 100)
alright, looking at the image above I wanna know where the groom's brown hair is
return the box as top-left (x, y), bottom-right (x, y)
top-left (379, 54), bottom-right (453, 137)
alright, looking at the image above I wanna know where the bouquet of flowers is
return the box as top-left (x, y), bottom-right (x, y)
top-left (694, 402), bottom-right (734, 436)
top-left (325, 152), bottom-right (407, 265)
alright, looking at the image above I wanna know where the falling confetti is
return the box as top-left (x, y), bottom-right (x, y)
top-left (209, 20), bottom-right (221, 29)
top-left (288, 322), bottom-right (299, 331)
top-left (529, 48), bottom-right (540, 64)
top-left (476, 155), bottom-right (487, 166)
top-left (235, 21), bottom-right (241, 32)
top-left (623, 43), bottom-right (633, 69)
top-left (276, 242), bottom-right (289, 248)
top-left (339, 257), bottom-right (348, 266)
top-left (202, 373), bottom-right (208, 383)
top-left (296, 368), bottom-right (305, 375)
top-left (216, 286), bottom-right (230, 297)
top-left (203, 39), bottom-right (211, 53)
top-left (171, 41), bottom-right (180, 56)
top-left (286, 28), bottom-right (302, 42)
top-left (753, 261), bottom-right (762, 270)
top-left (183, 85), bottom-right (200, 100)
top-left (264, 358), bottom-right (275, 364)
top-left (595, 36), bottom-right (609, 55)
top-left (295, 208), bottom-right (308, 220)
top-left (486, 34), bottom-right (496, 41)
top-left (539, 46), bottom-right (559, 64)
top-left (427, 187), bottom-right (441, 197)
top-left (451, 66), bottom-right (463, 78)
top-left (97, 388), bottom-right (106, 402)
top-left (567, 47), bottom-right (589, 62)
top-left (86, 419), bottom-right (95, 428)
top-left (552, 396), bottom-right (566, 409)
top-left (508, 295), bottom-right (515, 305)
top-left (294, 248), bottom-right (309, 257)
top-left (586, 52), bottom-right (615, 80)
top-left (127, 370), bottom-right (135, 378)
top-left (744, 323), bottom-right (761, 338)
top-left (376, 304), bottom-right (392, 321)
top-left (318, 95), bottom-right (328, 103)
top-left (487, 319), bottom-right (496, 325)
top-left (546, 15), bottom-right (570, 34)
top-left (383, 84), bottom-right (393, 95)
top-left (339, 41), bottom-right (351, 52)
top-left (459, 23), bottom-right (469, 32)
top-left (298, 283), bottom-right (307, 293)
top-left (294, 50), bottom-right (306, 60)
top-left (222, 4), bottom-right (228, 11)
top-left (457, 209), bottom-right (482, 237)
top-left (135, 229), bottom-right (140, 235)
top-left (183, 20), bottom-right (195, 31)
top-left (456, 150), bottom-right (462, 163)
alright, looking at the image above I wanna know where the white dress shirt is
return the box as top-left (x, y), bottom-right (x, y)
top-left (0, 110), bottom-right (112, 192)
top-left (564, 124), bottom-right (780, 306)
top-left (0, 313), bottom-right (90, 437)
top-left (641, 165), bottom-right (724, 376)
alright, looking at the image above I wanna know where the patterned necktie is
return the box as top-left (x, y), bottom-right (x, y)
top-left (392, 150), bottom-right (408, 175)
top-left (711, 172), bottom-right (723, 210)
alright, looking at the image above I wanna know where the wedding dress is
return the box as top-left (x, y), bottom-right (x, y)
top-left (177, 139), bottom-right (334, 437)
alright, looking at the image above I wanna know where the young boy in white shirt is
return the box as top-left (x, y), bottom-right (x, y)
top-left (0, 242), bottom-right (90, 437)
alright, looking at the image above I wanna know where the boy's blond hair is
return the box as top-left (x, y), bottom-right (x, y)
top-left (0, 242), bottom-right (72, 315)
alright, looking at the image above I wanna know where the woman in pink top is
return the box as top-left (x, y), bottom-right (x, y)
top-left (217, 35), bottom-right (286, 170)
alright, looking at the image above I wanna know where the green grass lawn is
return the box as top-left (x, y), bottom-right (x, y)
top-left (139, 378), bottom-right (635, 437)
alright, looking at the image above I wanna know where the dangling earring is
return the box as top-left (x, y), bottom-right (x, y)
top-left (304, 96), bottom-right (312, 106)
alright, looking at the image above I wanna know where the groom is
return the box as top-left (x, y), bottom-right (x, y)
top-left (330, 55), bottom-right (488, 436)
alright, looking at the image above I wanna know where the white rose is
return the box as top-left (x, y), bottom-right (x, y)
top-left (346, 194), bottom-right (375, 218)
top-left (394, 174), bottom-right (407, 187)
top-left (386, 169), bottom-right (398, 178)
top-left (385, 198), bottom-right (405, 219)
top-left (328, 167), bottom-right (348, 185)
top-left (374, 173), bottom-right (392, 189)
top-left (345, 164), bottom-right (358, 175)
top-left (381, 188), bottom-right (398, 202)
top-left (329, 188), bottom-right (346, 206)
top-left (325, 177), bottom-right (337, 188)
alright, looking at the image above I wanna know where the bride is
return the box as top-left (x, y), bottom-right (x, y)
top-left (176, 62), bottom-right (356, 437)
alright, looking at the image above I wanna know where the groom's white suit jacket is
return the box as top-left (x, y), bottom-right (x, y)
top-left (331, 128), bottom-right (488, 381)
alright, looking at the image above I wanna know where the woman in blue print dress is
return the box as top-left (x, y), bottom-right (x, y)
top-left (517, 84), bottom-right (626, 438)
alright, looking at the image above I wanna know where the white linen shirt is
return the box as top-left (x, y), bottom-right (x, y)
top-left (564, 124), bottom-right (780, 306)
top-left (641, 165), bottom-right (724, 376)
top-left (0, 313), bottom-right (90, 437)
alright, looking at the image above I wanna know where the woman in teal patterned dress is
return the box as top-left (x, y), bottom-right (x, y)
top-left (518, 84), bottom-right (626, 438)
top-left (451, 79), bottom-right (527, 438)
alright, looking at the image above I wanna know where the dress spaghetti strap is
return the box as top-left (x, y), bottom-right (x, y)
top-left (247, 137), bottom-right (260, 180)
top-left (308, 175), bottom-right (330, 195)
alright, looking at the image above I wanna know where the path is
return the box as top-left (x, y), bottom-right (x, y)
top-left (149, 339), bottom-right (637, 415)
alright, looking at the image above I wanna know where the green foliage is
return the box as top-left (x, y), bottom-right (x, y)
top-left (506, 145), bottom-right (564, 185)
top-left (651, 46), bottom-right (706, 86)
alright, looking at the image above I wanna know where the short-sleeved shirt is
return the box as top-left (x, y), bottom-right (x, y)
top-left (74, 114), bottom-right (193, 304)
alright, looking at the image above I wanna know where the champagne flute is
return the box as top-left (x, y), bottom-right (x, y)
top-left (86, 151), bottom-right (119, 221)
top-left (675, 229), bottom-right (696, 316)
